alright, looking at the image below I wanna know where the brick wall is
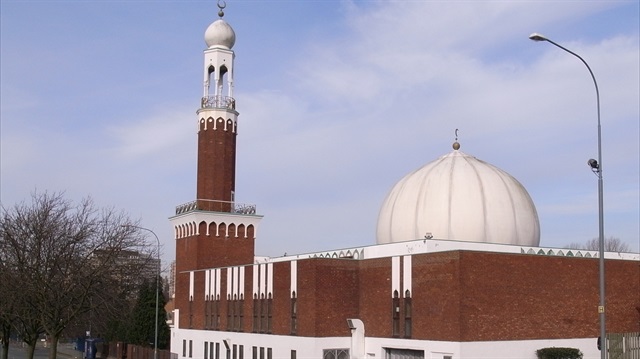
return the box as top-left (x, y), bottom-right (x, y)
top-left (457, 251), bottom-right (640, 341)
top-left (174, 247), bottom-right (639, 341)
top-left (196, 116), bottom-right (236, 202)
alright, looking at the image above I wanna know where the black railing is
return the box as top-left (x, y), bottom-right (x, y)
top-left (201, 95), bottom-right (235, 110)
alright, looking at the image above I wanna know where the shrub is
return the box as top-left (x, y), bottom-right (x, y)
top-left (536, 347), bottom-right (583, 359)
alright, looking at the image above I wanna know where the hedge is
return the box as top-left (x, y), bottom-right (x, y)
top-left (536, 347), bottom-right (583, 359)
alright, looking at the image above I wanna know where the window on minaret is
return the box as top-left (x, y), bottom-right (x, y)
top-left (189, 301), bottom-right (193, 329)
top-left (404, 289), bottom-right (412, 338)
top-left (392, 290), bottom-right (400, 337)
top-left (291, 291), bottom-right (297, 335)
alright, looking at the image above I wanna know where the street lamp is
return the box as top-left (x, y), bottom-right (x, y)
top-left (126, 225), bottom-right (161, 359)
top-left (529, 33), bottom-right (606, 358)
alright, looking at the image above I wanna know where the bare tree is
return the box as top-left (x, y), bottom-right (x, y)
top-left (567, 236), bottom-right (632, 253)
top-left (0, 191), bottom-right (155, 359)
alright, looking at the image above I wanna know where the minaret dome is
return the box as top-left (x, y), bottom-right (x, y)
top-left (205, 19), bottom-right (236, 49)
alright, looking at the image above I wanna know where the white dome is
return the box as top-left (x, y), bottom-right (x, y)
top-left (204, 19), bottom-right (236, 49)
top-left (376, 146), bottom-right (540, 246)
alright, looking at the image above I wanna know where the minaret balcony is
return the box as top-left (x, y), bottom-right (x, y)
top-left (201, 95), bottom-right (236, 110)
top-left (175, 199), bottom-right (256, 215)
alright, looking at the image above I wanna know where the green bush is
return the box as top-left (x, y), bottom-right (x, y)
top-left (536, 347), bottom-right (583, 359)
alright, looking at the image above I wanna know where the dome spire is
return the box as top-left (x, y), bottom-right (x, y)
top-left (453, 128), bottom-right (460, 150)
top-left (217, 0), bottom-right (226, 18)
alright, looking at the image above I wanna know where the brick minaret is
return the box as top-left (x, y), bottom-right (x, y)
top-left (196, 15), bottom-right (237, 209)
top-left (170, 6), bottom-right (262, 329)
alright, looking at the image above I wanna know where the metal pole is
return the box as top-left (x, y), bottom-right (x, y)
top-left (529, 33), bottom-right (605, 359)
top-left (127, 225), bottom-right (161, 359)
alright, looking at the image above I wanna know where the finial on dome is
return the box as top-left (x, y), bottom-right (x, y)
top-left (453, 129), bottom-right (460, 150)
top-left (217, 0), bottom-right (226, 18)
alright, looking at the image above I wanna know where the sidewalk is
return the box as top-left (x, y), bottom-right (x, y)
top-left (57, 343), bottom-right (82, 359)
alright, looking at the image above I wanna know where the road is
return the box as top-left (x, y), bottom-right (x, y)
top-left (6, 342), bottom-right (81, 359)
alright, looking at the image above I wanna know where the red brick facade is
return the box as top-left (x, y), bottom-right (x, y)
top-left (196, 115), bottom-right (237, 203)
top-left (174, 249), bottom-right (640, 341)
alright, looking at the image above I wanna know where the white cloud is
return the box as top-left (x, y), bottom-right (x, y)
top-left (108, 108), bottom-right (194, 163)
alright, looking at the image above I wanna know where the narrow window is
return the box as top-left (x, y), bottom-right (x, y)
top-left (227, 298), bottom-right (233, 331)
top-left (260, 347), bottom-right (265, 359)
top-left (290, 292), bottom-right (297, 335)
top-left (267, 348), bottom-right (272, 359)
top-left (205, 342), bottom-right (209, 359)
top-left (291, 350), bottom-right (297, 359)
top-left (189, 340), bottom-right (193, 358)
top-left (183, 340), bottom-right (186, 357)
top-left (214, 300), bottom-right (220, 330)
top-left (239, 295), bottom-right (244, 332)
top-left (216, 343), bottom-right (220, 359)
top-left (239, 345), bottom-right (244, 359)
top-left (189, 301), bottom-right (193, 328)
top-left (404, 290), bottom-right (412, 338)
top-left (233, 344), bottom-right (237, 359)
top-left (234, 296), bottom-right (240, 331)
top-left (253, 295), bottom-right (259, 333)
top-left (252, 346), bottom-right (257, 359)
top-left (260, 295), bottom-right (267, 333)
top-left (204, 300), bottom-right (209, 330)
top-left (267, 294), bottom-right (273, 334)
top-left (392, 290), bottom-right (400, 337)
top-left (210, 343), bottom-right (215, 359)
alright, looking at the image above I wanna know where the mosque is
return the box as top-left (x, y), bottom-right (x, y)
top-left (169, 5), bottom-right (639, 359)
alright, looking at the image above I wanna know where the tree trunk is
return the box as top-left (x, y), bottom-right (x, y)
top-left (1, 341), bottom-right (9, 359)
top-left (1, 318), bottom-right (13, 359)
top-left (25, 342), bottom-right (36, 359)
top-left (48, 336), bottom-right (59, 359)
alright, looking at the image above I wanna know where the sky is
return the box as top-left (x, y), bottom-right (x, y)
top-left (1, 0), bottom-right (639, 268)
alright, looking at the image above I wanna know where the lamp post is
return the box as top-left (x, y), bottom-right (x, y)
top-left (127, 225), bottom-right (161, 359)
top-left (529, 33), bottom-right (605, 358)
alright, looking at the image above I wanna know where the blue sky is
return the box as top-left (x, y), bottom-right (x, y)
top-left (2, 0), bottom-right (638, 266)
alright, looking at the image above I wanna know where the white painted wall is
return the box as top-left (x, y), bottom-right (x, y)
top-left (460, 337), bottom-right (599, 359)
top-left (170, 326), bottom-right (601, 359)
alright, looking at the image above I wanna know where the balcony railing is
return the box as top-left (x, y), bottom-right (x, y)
top-left (175, 199), bottom-right (256, 215)
top-left (201, 95), bottom-right (236, 110)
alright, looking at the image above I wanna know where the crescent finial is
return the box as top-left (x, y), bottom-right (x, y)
top-left (217, 0), bottom-right (226, 18)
